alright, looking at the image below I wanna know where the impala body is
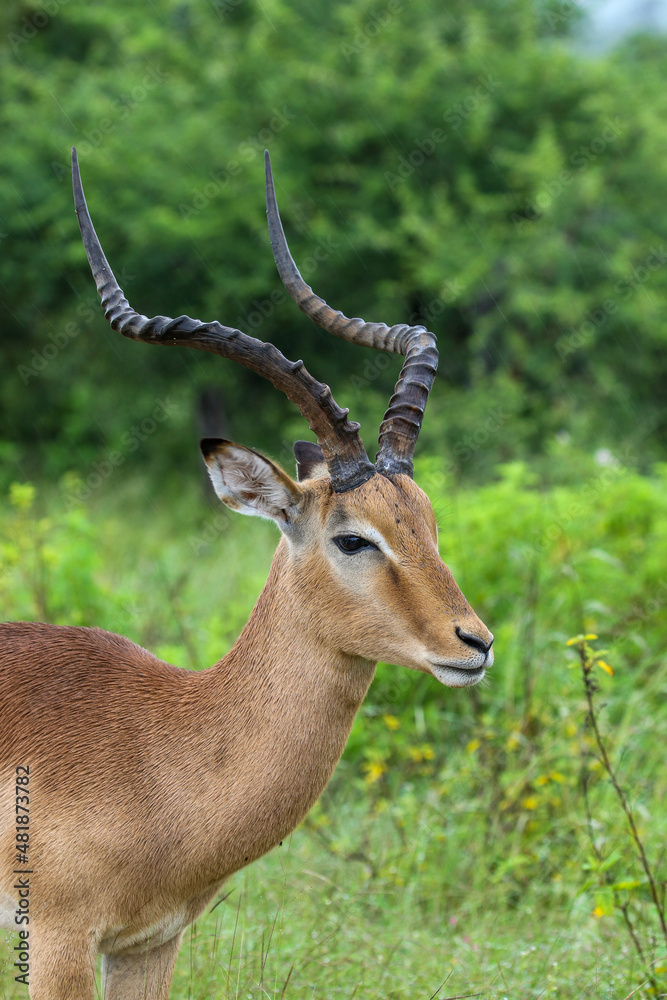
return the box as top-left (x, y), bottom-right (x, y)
top-left (0, 151), bottom-right (493, 1000)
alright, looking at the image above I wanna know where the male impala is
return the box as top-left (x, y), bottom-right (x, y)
top-left (0, 150), bottom-right (493, 999)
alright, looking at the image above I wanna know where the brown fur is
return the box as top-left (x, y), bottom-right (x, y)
top-left (0, 464), bottom-right (492, 999)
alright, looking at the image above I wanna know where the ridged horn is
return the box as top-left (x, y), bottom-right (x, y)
top-left (265, 150), bottom-right (438, 478)
top-left (72, 148), bottom-right (375, 493)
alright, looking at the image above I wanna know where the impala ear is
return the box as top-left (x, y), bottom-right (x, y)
top-left (201, 439), bottom-right (303, 526)
top-left (293, 440), bottom-right (328, 482)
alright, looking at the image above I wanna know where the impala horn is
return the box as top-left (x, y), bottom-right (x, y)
top-left (264, 150), bottom-right (438, 478)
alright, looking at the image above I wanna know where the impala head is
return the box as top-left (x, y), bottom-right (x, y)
top-left (72, 148), bottom-right (494, 688)
top-left (201, 439), bottom-right (493, 686)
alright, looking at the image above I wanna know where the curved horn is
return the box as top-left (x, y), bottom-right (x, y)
top-left (265, 151), bottom-right (438, 478)
top-left (71, 149), bottom-right (375, 493)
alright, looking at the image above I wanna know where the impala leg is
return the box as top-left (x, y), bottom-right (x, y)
top-left (101, 932), bottom-right (184, 1000)
top-left (28, 931), bottom-right (97, 1000)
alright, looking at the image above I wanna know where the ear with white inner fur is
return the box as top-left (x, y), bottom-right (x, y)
top-left (200, 439), bottom-right (303, 526)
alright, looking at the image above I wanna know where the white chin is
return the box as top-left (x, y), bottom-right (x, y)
top-left (430, 663), bottom-right (486, 688)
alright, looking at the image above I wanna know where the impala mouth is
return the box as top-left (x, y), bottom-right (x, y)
top-left (429, 662), bottom-right (487, 688)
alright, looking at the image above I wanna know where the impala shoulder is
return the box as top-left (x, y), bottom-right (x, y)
top-left (0, 622), bottom-right (182, 681)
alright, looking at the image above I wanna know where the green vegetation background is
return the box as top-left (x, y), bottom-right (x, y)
top-left (1, 0), bottom-right (667, 482)
top-left (1, 0), bottom-right (666, 996)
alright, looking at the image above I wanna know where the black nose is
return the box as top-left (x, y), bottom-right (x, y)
top-left (456, 626), bottom-right (493, 655)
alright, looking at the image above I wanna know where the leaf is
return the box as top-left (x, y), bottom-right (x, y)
top-left (611, 879), bottom-right (641, 891)
top-left (599, 850), bottom-right (622, 873)
top-left (566, 633), bottom-right (598, 646)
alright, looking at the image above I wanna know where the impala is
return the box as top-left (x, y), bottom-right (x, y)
top-left (0, 149), bottom-right (493, 999)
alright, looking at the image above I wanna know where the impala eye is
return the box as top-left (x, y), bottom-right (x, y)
top-left (333, 535), bottom-right (377, 554)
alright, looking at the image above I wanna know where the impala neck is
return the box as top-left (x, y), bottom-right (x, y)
top-left (193, 539), bottom-right (376, 873)
top-left (217, 538), bottom-right (375, 711)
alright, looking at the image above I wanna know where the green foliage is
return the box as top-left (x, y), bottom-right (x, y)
top-left (0, 460), bottom-right (665, 996)
top-left (0, 479), bottom-right (113, 625)
top-left (1, 0), bottom-right (666, 485)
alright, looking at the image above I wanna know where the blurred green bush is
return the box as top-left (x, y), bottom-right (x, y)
top-left (1, 0), bottom-right (666, 485)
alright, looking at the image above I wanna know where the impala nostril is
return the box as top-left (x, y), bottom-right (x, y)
top-left (455, 626), bottom-right (493, 655)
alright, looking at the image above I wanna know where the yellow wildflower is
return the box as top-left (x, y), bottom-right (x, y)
top-left (363, 761), bottom-right (387, 784)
